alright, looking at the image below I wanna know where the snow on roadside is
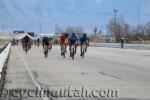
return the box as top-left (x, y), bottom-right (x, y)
top-left (0, 43), bottom-right (11, 79)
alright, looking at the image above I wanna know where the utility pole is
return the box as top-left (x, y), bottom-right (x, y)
top-left (94, 26), bottom-right (97, 35)
top-left (40, 24), bottom-right (41, 34)
top-left (138, 5), bottom-right (140, 27)
top-left (124, 23), bottom-right (128, 43)
top-left (100, 25), bottom-right (103, 35)
top-left (113, 9), bottom-right (118, 42)
top-left (137, 5), bottom-right (143, 43)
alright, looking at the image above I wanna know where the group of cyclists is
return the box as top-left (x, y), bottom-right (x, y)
top-left (21, 32), bottom-right (89, 59)
top-left (59, 32), bottom-right (89, 59)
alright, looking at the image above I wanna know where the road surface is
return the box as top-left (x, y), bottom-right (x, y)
top-left (4, 44), bottom-right (150, 100)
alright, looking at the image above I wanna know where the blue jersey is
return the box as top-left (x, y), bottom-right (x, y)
top-left (42, 37), bottom-right (49, 45)
top-left (69, 33), bottom-right (78, 42)
top-left (80, 34), bottom-right (89, 42)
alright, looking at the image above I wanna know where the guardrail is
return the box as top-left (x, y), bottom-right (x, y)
top-left (90, 42), bottom-right (150, 50)
top-left (0, 43), bottom-right (11, 79)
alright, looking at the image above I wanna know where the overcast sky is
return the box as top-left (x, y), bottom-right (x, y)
top-left (0, 0), bottom-right (150, 34)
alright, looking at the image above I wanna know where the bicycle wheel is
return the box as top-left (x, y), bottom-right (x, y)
top-left (82, 44), bottom-right (86, 59)
top-left (63, 47), bottom-right (66, 58)
top-left (61, 46), bottom-right (65, 58)
top-left (44, 47), bottom-right (48, 58)
top-left (72, 46), bottom-right (75, 60)
top-left (82, 46), bottom-right (85, 59)
top-left (44, 50), bottom-right (46, 58)
top-left (46, 47), bottom-right (48, 57)
top-left (25, 48), bottom-right (28, 54)
top-left (63, 50), bottom-right (65, 58)
top-left (82, 50), bottom-right (84, 59)
top-left (37, 43), bottom-right (39, 47)
top-left (25, 45), bottom-right (28, 54)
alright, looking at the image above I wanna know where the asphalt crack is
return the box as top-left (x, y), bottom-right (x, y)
top-left (99, 72), bottom-right (123, 81)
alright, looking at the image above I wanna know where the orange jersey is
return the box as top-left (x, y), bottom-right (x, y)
top-left (60, 35), bottom-right (68, 44)
top-left (60, 36), bottom-right (65, 44)
top-left (64, 38), bottom-right (68, 44)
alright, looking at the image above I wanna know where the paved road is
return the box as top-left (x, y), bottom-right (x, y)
top-left (4, 45), bottom-right (150, 100)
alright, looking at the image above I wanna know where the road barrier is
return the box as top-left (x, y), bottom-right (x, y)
top-left (90, 42), bottom-right (150, 50)
top-left (0, 43), bottom-right (11, 80)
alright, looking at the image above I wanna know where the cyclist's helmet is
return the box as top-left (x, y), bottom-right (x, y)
top-left (72, 33), bottom-right (76, 36)
top-left (83, 33), bottom-right (87, 37)
top-left (64, 33), bottom-right (69, 37)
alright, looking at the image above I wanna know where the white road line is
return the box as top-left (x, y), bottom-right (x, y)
top-left (17, 47), bottom-right (49, 100)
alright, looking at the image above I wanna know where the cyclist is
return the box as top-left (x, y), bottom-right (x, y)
top-left (23, 36), bottom-right (30, 53)
top-left (69, 33), bottom-right (78, 57)
top-left (37, 38), bottom-right (40, 47)
top-left (63, 33), bottom-right (69, 53)
top-left (60, 33), bottom-right (65, 55)
top-left (42, 36), bottom-right (49, 57)
top-left (34, 39), bottom-right (37, 46)
top-left (80, 33), bottom-right (89, 56)
top-left (48, 37), bottom-right (53, 50)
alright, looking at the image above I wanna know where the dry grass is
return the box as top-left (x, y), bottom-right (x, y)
top-left (0, 39), bottom-right (10, 46)
top-left (90, 34), bottom-right (101, 42)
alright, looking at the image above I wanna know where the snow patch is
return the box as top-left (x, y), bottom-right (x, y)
top-left (0, 43), bottom-right (11, 79)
